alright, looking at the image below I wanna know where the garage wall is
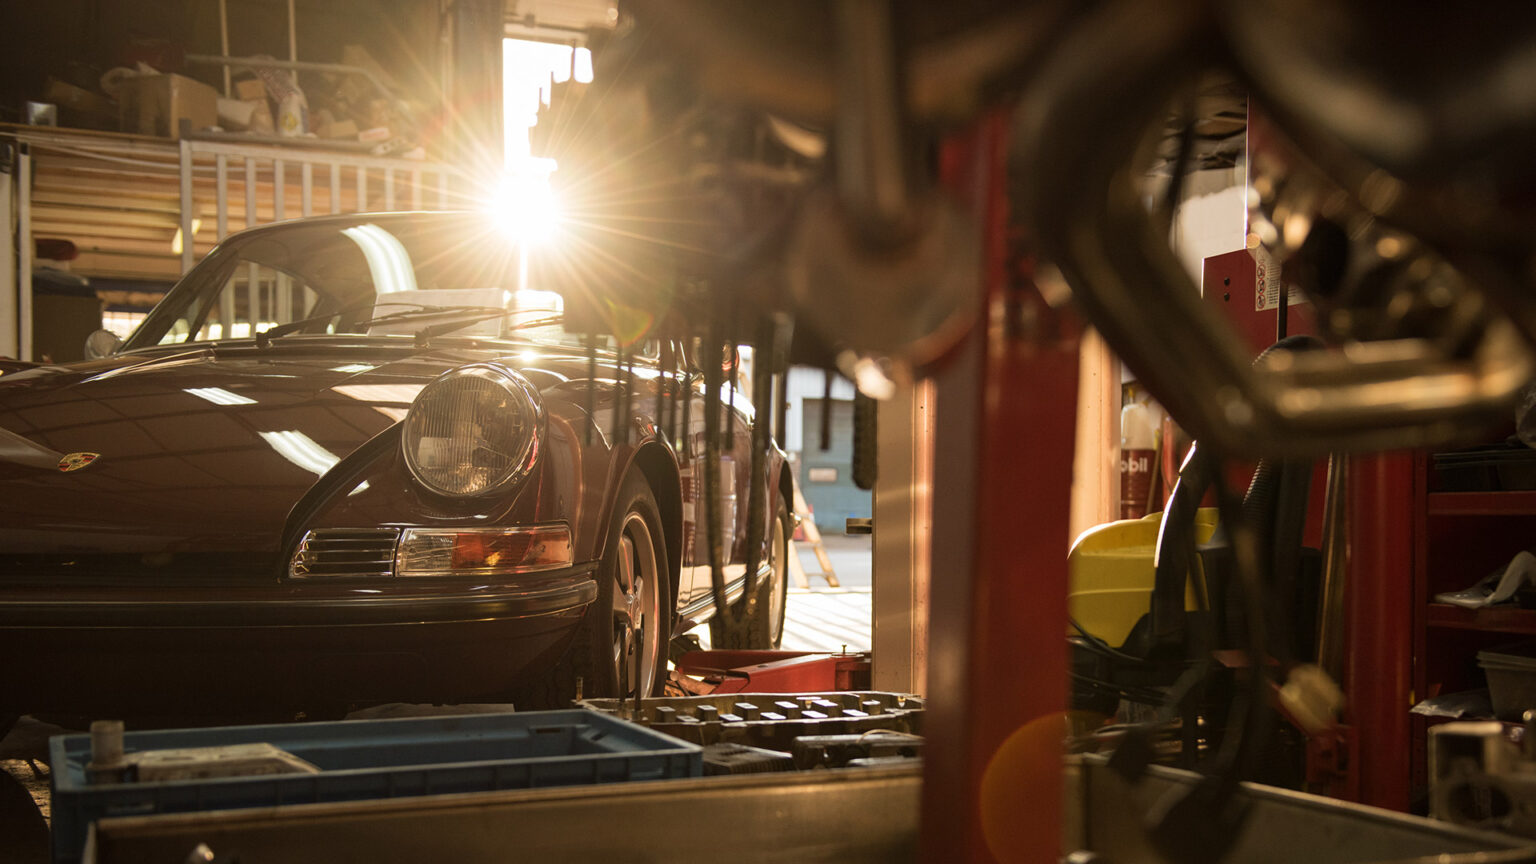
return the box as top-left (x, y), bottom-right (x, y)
top-left (0, 1), bottom-right (482, 362)
top-left (798, 397), bottom-right (872, 533)
top-left (0, 1), bottom-right (445, 117)
top-left (784, 365), bottom-right (855, 451)
top-left (1170, 165), bottom-right (1247, 288)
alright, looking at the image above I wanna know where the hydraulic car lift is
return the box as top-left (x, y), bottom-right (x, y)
top-left (78, 102), bottom-right (1435, 864)
top-left (60, 6), bottom-right (1473, 854)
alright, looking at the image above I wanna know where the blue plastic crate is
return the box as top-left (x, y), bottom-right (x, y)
top-left (50, 709), bottom-right (700, 863)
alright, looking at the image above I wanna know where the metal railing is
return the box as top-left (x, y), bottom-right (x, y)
top-left (176, 138), bottom-right (466, 273)
top-left (6, 127), bottom-right (470, 361)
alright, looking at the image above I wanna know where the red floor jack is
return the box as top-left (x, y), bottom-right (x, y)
top-left (670, 649), bottom-right (873, 695)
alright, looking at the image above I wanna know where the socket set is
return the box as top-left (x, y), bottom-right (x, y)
top-left (579, 691), bottom-right (924, 749)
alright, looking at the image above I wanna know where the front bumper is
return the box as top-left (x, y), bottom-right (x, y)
top-left (0, 564), bottom-right (598, 628)
top-left (0, 565), bottom-right (600, 718)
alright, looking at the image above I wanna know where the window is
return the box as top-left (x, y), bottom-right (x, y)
top-left (156, 262), bottom-right (317, 345)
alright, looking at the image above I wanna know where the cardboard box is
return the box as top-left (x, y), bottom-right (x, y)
top-left (234, 78), bottom-right (267, 102)
top-left (121, 73), bottom-right (218, 138)
top-left (42, 79), bottom-right (116, 129)
top-left (216, 97), bottom-right (255, 130)
top-left (43, 79), bottom-right (114, 117)
top-left (322, 118), bottom-right (358, 139)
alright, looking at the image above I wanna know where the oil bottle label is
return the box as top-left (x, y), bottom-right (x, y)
top-left (1119, 448), bottom-right (1156, 519)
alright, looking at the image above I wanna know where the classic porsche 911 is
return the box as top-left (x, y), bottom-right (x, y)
top-left (0, 212), bottom-right (792, 722)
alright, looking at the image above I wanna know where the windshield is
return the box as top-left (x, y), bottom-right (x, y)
top-left (123, 215), bottom-right (605, 352)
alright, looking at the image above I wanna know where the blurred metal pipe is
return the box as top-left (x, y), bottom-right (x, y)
top-left (1013, 0), bottom-right (1532, 458)
top-left (835, 0), bottom-right (910, 240)
top-left (1316, 453), bottom-right (1349, 683)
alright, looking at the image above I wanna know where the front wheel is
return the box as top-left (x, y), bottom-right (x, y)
top-left (710, 496), bottom-right (790, 649)
top-left (515, 473), bottom-right (669, 709)
top-left (584, 473), bottom-right (670, 699)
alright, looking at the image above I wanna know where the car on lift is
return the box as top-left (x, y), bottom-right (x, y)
top-left (0, 211), bottom-right (792, 724)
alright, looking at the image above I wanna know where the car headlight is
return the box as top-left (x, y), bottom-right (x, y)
top-left (401, 364), bottom-right (543, 498)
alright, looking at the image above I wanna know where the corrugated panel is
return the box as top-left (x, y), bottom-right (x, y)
top-left (12, 128), bottom-right (459, 285)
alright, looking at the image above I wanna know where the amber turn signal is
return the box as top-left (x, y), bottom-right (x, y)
top-left (396, 525), bottom-right (572, 577)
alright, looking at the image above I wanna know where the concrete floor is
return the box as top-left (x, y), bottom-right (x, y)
top-left (782, 534), bottom-right (873, 652)
top-left (690, 534), bottom-right (873, 653)
top-left (794, 533), bottom-right (874, 590)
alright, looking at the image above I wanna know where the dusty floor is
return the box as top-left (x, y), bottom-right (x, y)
top-left (4, 760), bottom-right (49, 821)
top-left (1, 716), bottom-right (61, 863)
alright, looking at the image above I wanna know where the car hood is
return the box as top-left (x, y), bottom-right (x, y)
top-left (0, 343), bottom-right (575, 580)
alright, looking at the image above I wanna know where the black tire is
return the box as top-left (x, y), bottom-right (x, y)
top-left (710, 496), bottom-right (791, 649)
top-left (514, 473), bottom-right (671, 709)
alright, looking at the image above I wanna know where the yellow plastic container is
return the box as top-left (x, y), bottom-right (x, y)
top-left (1067, 508), bottom-right (1219, 648)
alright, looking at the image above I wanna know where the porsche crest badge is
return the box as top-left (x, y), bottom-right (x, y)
top-left (58, 452), bottom-right (100, 472)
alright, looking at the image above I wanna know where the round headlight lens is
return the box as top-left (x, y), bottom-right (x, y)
top-left (402, 364), bottom-right (542, 498)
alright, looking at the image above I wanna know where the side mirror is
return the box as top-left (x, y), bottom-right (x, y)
top-left (84, 329), bottom-right (123, 359)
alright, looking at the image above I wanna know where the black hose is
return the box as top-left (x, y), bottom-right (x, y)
top-left (1245, 336), bottom-right (1323, 664)
top-left (773, 372), bottom-right (787, 451)
top-left (1072, 673), bottom-right (1168, 705)
top-left (1070, 617), bottom-right (1152, 668)
top-left (725, 306), bottom-right (739, 447)
top-left (1243, 458), bottom-right (1283, 655)
top-left (1161, 90), bottom-right (1197, 223)
top-left (737, 320), bottom-right (778, 613)
top-left (1271, 459), bottom-right (1312, 654)
top-left (1149, 442), bottom-right (1212, 650)
top-left (1207, 467), bottom-right (1275, 795)
top-left (820, 369), bottom-right (834, 451)
top-left (702, 327), bottom-right (738, 627)
top-left (725, 358), bottom-right (738, 446)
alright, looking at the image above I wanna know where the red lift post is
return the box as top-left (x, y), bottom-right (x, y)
top-left (920, 112), bottom-right (1082, 863)
top-left (1345, 452), bottom-right (1415, 811)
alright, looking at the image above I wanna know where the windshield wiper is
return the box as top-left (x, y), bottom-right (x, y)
top-left (254, 295), bottom-right (382, 347)
top-left (254, 302), bottom-right (506, 348)
top-left (413, 312), bottom-right (565, 346)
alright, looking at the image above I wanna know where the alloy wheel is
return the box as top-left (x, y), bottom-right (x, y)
top-left (612, 511), bottom-right (662, 698)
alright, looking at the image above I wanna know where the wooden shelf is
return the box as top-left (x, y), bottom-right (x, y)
top-left (1427, 491), bottom-right (1536, 516)
top-left (1426, 603), bottom-right (1536, 635)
